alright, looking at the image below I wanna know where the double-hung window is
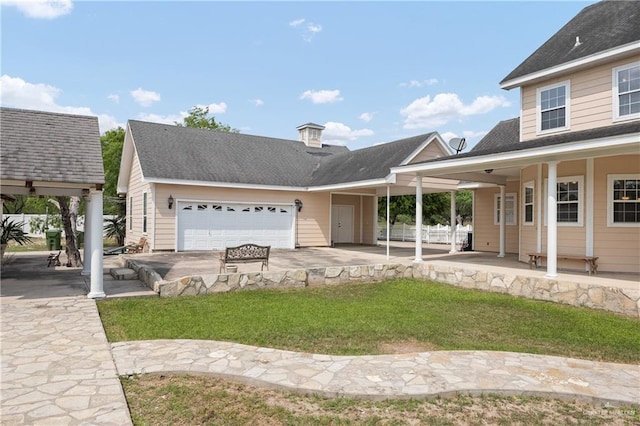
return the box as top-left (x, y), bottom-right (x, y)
top-left (537, 81), bottom-right (570, 133)
top-left (523, 182), bottom-right (534, 225)
top-left (494, 193), bottom-right (517, 226)
top-left (608, 175), bottom-right (640, 226)
top-left (545, 176), bottom-right (583, 226)
top-left (613, 62), bottom-right (640, 121)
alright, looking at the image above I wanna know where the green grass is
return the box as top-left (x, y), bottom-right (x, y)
top-left (97, 279), bottom-right (640, 364)
top-left (4, 237), bottom-right (119, 252)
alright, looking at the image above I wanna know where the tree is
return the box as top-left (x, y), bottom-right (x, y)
top-left (57, 196), bottom-right (82, 267)
top-left (101, 127), bottom-right (126, 216)
top-left (176, 105), bottom-right (238, 132)
top-left (378, 190), bottom-right (474, 226)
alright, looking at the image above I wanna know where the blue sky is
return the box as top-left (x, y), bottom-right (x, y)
top-left (1, 0), bottom-right (594, 151)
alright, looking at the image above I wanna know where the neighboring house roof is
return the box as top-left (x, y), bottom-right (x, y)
top-left (0, 107), bottom-right (104, 184)
top-left (501, 0), bottom-right (640, 87)
top-left (127, 120), bottom-right (441, 189)
top-left (469, 118), bottom-right (520, 154)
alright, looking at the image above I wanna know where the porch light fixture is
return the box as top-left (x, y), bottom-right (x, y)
top-left (294, 199), bottom-right (303, 212)
top-left (484, 169), bottom-right (494, 174)
top-left (168, 195), bottom-right (174, 209)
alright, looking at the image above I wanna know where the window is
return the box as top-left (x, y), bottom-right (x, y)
top-left (494, 193), bottom-right (517, 226)
top-left (537, 81), bottom-right (570, 133)
top-left (544, 176), bottom-right (583, 226)
top-left (129, 196), bottom-right (133, 230)
top-left (523, 182), bottom-right (534, 225)
top-left (142, 192), bottom-right (147, 233)
top-left (613, 62), bottom-right (640, 121)
top-left (608, 175), bottom-right (640, 226)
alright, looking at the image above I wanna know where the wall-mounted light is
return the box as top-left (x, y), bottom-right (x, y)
top-left (168, 194), bottom-right (174, 209)
top-left (484, 169), bottom-right (494, 174)
top-left (294, 199), bottom-right (303, 212)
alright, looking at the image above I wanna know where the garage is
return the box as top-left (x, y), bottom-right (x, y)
top-left (177, 202), bottom-right (295, 250)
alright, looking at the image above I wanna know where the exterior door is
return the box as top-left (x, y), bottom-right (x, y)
top-left (331, 205), bottom-right (354, 244)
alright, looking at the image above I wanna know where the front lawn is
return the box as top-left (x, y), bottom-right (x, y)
top-left (97, 279), bottom-right (640, 364)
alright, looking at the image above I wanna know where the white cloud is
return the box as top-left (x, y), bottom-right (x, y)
top-left (300, 89), bottom-right (343, 104)
top-left (250, 99), bottom-right (264, 107)
top-left (359, 112), bottom-right (374, 122)
top-left (400, 93), bottom-right (511, 129)
top-left (0, 74), bottom-right (121, 133)
top-left (322, 121), bottom-right (374, 145)
top-left (130, 88), bottom-right (161, 107)
top-left (289, 18), bottom-right (305, 27)
top-left (1, 0), bottom-right (72, 19)
top-left (399, 78), bottom-right (439, 88)
top-left (197, 102), bottom-right (227, 114)
top-left (107, 94), bottom-right (119, 103)
top-left (289, 17), bottom-right (322, 42)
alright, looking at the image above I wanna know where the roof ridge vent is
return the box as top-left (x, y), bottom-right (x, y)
top-left (574, 36), bottom-right (582, 47)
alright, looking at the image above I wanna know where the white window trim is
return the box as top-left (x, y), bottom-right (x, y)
top-left (494, 192), bottom-right (517, 226)
top-left (607, 174), bottom-right (640, 227)
top-left (536, 80), bottom-right (571, 135)
top-left (523, 181), bottom-right (534, 226)
top-left (142, 191), bottom-right (148, 235)
top-left (612, 61), bottom-right (640, 122)
top-left (544, 175), bottom-right (584, 227)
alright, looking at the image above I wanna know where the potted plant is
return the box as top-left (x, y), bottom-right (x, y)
top-left (1, 217), bottom-right (33, 259)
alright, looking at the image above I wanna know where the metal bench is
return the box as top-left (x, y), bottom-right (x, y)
top-left (527, 252), bottom-right (599, 275)
top-left (219, 244), bottom-right (270, 273)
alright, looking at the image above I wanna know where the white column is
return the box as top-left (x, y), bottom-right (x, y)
top-left (81, 196), bottom-right (92, 276)
top-left (498, 185), bottom-right (506, 257)
top-left (87, 191), bottom-right (105, 298)
top-left (449, 190), bottom-right (457, 253)
top-left (536, 164), bottom-right (542, 253)
top-left (386, 186), bottom-right (390, 260)
top-left (585, 158), bottom-right (594, 258)
top-left (546, 161), bottom-right (558, 278)
top-left (414, 176), bottom-right (423, 262)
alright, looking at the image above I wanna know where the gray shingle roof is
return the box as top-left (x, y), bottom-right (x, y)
top-left (129, 120), bottom-right (435, 187)
top-left (501, 0), bottom-right (640, 85)
top-left (421, 119), bottom-right (640, 164)
top-left (0, 108), bottom-right (104, 184)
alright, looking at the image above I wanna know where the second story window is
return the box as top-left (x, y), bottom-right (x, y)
top-left (613, 62), bottom-right (640, 121)
top-left (538, 81), bottom-right (569, 133)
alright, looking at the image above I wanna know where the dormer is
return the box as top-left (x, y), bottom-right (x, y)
top-left (297, 122), bottom-right (325, 148)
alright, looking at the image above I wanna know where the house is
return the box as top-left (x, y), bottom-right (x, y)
top-left (392, 0), bottom-right (640, 275)
top-left (116, 120), bottom-right (459, 252)
top-left (0, 107), bottom-right (107, 297)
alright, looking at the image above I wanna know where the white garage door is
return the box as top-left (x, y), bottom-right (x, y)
top-left (177, 202), bottom-right (295, 251)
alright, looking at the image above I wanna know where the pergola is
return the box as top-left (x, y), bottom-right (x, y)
top-left (0, 107), bottom-right (105, 298)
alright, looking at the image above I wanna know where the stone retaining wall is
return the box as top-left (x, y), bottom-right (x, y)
top-left (125, 259), bottom-right (639, 318)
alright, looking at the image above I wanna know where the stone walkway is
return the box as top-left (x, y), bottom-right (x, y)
top-left (0, 297), bottom-right (132, 425)
top-left (112, 339), bottom-right (640, 406)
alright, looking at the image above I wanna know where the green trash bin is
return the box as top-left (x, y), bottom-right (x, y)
top-left (46, 229), bottom-right (62, 251)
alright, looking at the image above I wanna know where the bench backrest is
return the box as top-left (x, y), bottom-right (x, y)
top-left (225, 244), bottom-right (270, 260)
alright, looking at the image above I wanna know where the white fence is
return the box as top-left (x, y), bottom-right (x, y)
top-left (378, 223), bottom-right (472, 245)
top-left (2, 214), bottom-right (115, 237)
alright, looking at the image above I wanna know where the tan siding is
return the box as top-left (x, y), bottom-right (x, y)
top-left (152, 185), bottom-right (331, 250)
top-left (125, 151), bottom-right (152, 247)
top-left (361, 196), bottom-right (376, 244)
top-left (473, 180), bottom-right (520, 254)
top-left (520, 58), bottom-right (639, 141)
top-left (408, 141), bottom-right (448, 164)
top-left (519, 166), bottom-right (538, 261)
top-left (593, 155), bottom-right (640, 273)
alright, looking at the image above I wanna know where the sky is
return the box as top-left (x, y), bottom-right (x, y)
top-left (1, 0), bottom-right (595, 151)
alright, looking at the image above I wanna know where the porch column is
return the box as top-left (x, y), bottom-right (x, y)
top-left (87, 190), bottom-right (105, 298)
top-left (81, 195), bottom-right (92, 276)
top-left (546, 161), bottom-right (558, 278)
top-left (449, 190), bottom-right (456, 253)
top-left (498, 185), bottom-right (506, 258)
top-left (536, 164), bottom-right (542, 253)
top-left (414, 176), bottom-right (423, 262)
top-left (386, 186), bottom-right (390, 260)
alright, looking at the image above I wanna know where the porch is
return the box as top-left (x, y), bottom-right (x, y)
top-left (121, 242), bottom-right (639, 317)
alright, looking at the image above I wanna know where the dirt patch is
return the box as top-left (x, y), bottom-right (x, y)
top-left (379, 338), bottom-right (440, 354)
